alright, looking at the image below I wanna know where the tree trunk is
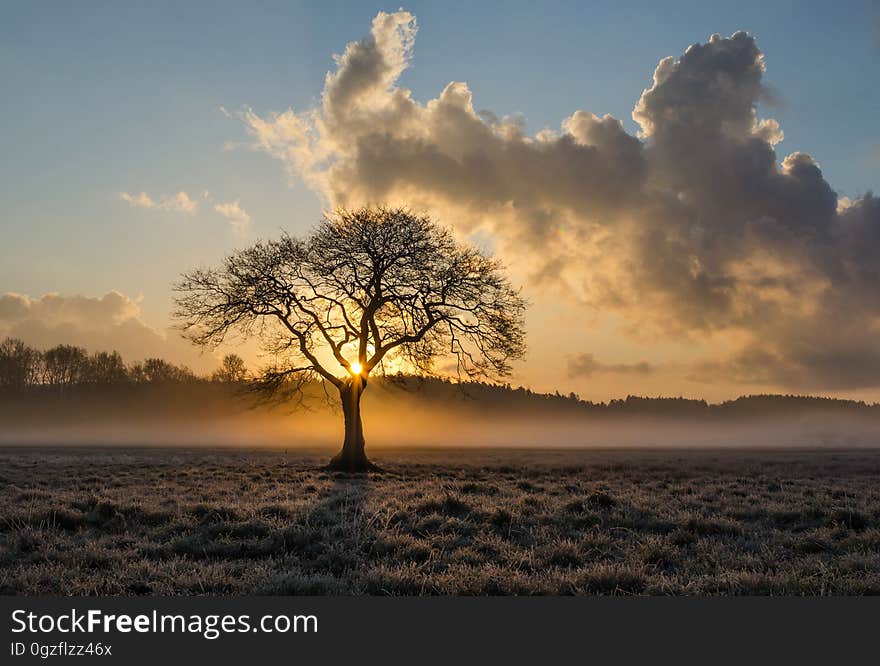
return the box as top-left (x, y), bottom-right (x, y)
top-left (327, 376), bottom-right (377, 472)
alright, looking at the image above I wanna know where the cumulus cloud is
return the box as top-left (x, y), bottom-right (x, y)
top-left (120, 190), bottom-right (199, 214)
top-left (0, 291), bottom-right (214, 372)
top-left (213, 200), bottom-right (251, 231)
top-left (242, 12), bottom-right (880, 391)
top-left (567, 353), bottom-right (655, 379)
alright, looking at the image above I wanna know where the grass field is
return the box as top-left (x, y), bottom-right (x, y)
top-left (2, 446), bottom-right (880, 595)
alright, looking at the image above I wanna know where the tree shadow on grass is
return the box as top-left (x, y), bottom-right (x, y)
top-left (258, 473), bottom-right (376, 594)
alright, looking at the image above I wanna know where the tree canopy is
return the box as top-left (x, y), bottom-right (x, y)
top-left (175, 207), bottom-right (526, 391)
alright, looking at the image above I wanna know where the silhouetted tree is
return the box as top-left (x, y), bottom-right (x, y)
top-left (42, 344), bottom-right (88, 387)
top-left (0, 338), bottom-right (41, 390)
top-left (85, 351), bottom-right (129, 384)
top-left (174, 207), bottom-right (527, 471)
top-left (130, 358), bottom-right (196, 383)
top-left (212, 353), bottom-right (248, 383)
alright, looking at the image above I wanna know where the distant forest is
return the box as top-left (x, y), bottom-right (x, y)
top-left (0, 337), bottom-right (245, 388)
top-left (2, 336), bottom-right (879, 420)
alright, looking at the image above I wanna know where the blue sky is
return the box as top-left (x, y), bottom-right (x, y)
top-left (1, 2), bottom-right (879, 397)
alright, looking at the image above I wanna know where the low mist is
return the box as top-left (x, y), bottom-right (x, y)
top-left (2, 380), bottom-right (879, 450)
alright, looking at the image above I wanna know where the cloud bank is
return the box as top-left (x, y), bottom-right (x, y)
top-left (0, 291), bottom-right (214, 372)
top-left (243, 11), bottom-right (880, 391)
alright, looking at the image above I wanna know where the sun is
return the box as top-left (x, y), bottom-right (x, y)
top-left (349, 361), bottom-right (363, 375)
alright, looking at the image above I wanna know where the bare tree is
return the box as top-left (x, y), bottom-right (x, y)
top-left (212, 353), bottom-right (248, 383)
top-left (84, 351), bottom-right (129, 384)
top-left (42, 344), bottom-right (88, 388)
top-left (129, 358), bottom-right (197, 384)
top-left (174, 207), bottom-right (527, 471)
top-left (0, 338), bottom-right (41, 390)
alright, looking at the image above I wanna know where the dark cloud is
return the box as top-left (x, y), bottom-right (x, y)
top-left (567, 353), bottom-right (655, 379)
top-left (244, 12), bottom-right (880, 391)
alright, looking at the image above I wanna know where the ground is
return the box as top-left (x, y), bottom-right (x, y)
top-left (1, 447), bottom-right (880, 595)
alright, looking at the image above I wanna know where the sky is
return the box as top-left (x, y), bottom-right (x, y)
top-left (1, 1), bottom-right (879, 401)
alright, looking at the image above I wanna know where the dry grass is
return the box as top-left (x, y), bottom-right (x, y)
top-left (2, 447), bottom-right (880, 595)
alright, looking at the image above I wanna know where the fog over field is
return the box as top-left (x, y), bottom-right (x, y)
top-left (2, 380), bottom-right (880, 450)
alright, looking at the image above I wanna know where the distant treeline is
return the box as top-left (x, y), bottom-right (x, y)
top-left (386, 371), bottom-right (880, 419)
top-left (0, 338), bottom-right (246, 390)
top-left (2, 337), bottom-right (878, 419)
